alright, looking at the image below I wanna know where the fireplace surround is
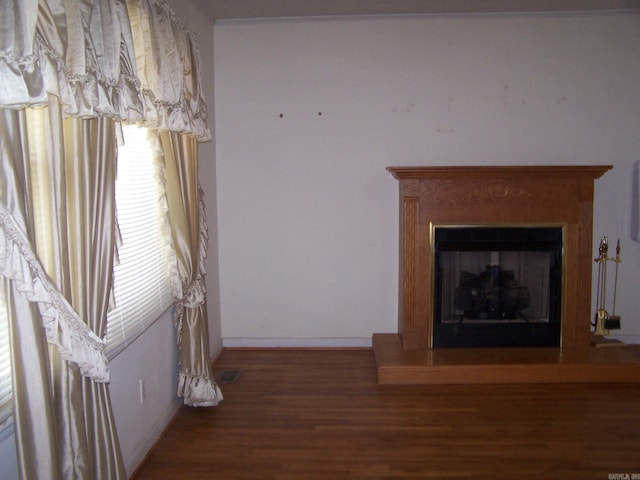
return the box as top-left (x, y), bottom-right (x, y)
top-left (372, 165), bottom-right (640, 385)
top-left (387, 165), bottom-right (612, 351)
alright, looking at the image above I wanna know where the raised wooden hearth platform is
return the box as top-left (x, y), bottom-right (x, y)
top-left (373, 333), bottom-right (640, 385)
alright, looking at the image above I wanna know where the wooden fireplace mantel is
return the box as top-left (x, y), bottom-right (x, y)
top-left (387, 165), bottom-right (612, 351)
top-left (387, 165), bottom-right (613, 180)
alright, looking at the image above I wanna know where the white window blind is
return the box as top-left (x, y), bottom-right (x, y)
top-left (105, 126), bottom-right (174, 358)
top-left (0, 280), bottom-right (12, 429)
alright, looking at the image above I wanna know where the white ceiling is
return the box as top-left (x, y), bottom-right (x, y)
top-left (194, 0), bottom-right (640, 22)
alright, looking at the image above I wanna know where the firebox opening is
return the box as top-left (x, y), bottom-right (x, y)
top-left (433, 226), bottom-right (563, 349)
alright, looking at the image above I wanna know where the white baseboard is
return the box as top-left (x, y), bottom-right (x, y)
top-left (125, 397), bottom-right (182, 479)
top-left (222, 337), bottom-right (373, 348)
top-left (222, 335), bottom-right (639, 349)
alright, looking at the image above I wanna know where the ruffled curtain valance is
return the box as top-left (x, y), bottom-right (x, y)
top-left (0, 0), bottom-right (210, 141)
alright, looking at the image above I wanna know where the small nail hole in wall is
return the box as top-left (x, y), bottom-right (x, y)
top-left (318, 112), bottom-right (322, 116)
top-left (279, 113), bottom-right (284, 118)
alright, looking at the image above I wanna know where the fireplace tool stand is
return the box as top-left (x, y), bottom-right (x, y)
top-left (592, 236), bottom-right (622, 338)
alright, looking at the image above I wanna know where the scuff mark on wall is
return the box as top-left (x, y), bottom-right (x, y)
top-left (391, 100), bottom-right (416, 114)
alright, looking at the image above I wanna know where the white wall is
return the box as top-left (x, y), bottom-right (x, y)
top-left (214, 12), bottom-right (640, 346)
top-left (109, 309), bottom-right (180, 477)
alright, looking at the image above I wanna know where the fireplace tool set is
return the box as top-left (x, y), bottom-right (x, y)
top-left (593, 236), bottom-right (622, 336)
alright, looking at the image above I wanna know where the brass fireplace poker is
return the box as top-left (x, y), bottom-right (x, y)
top-left (593, 236), bottom-right (622, 336)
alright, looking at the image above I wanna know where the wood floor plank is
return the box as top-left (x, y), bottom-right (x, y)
top-left (133, 349), bottom-right (640, 479)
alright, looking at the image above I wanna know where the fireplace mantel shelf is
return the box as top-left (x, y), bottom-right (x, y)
top-left (371, 164), bottom-right (640, 384)
top-left (387, 165), bottom-right (612, 180)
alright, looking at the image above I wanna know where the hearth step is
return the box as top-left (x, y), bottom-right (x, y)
top-left (372, 333), bottom-right (640, 385)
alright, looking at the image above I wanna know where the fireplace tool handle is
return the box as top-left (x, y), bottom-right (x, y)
top-left (593, 237), bottom-right (609, 335)
top-left (605, 239), bottom-right (622, 330)
top-left (613, 239), bottom-right (621, 314)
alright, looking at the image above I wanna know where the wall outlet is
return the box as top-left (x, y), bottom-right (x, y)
top-left (139, 379), bottom-right (145, 404)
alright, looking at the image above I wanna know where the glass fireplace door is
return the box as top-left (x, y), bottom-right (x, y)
top-left (433, 226), bottom-right (563, 348)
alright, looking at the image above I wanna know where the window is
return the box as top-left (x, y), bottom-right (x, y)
top-left (0, 125), bottom-right (174, 431)
top-left (105, 126), bottom-right (174, 358)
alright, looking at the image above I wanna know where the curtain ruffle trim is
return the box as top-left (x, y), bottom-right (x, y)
top-left (177, 190), bottom-right (209, 309)
top-left (179, 188), bottom-right (208, 308)
top-left (177, 371), bottom-right (223, 407)
top-left (0, 205), bottom-right (109, 383)
top-left (172, 191), bottom-right (208, 351)
top-left (150, 132), bottom-right (183, 303)
top-left (155, 146), bottom-right (208, 310)
top-left (198, 187), bottom-right (209, 281)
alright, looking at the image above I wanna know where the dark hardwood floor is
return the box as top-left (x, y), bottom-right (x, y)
top-left (133, 349), bottom-right (640, 479)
